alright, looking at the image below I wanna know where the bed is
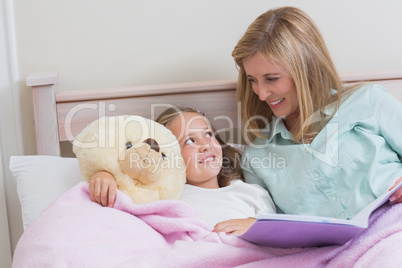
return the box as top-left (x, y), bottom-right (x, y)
top-left (9, 70), bottom-right (402, 267)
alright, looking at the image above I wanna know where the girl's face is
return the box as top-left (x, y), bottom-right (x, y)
top-left (243, 53), bottom-right (300, 130)
top-left (167, 112), bottom-right (222, 189)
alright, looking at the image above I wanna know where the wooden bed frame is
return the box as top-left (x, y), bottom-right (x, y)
top-left (26, 70), bottom-right (402, 156)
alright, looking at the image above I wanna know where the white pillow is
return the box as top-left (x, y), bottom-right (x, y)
top-left (9, 155), bottom-right (83, 230)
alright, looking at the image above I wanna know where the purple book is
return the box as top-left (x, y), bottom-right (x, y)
top-left (239, 182), bottom-right (402, 248)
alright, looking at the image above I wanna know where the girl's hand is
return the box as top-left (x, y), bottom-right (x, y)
top-left (213, 218), bottom-right (256, 236)
top-left (88, 171), bottom-right (117, 208)
top-left (389, 177), bottom-right (402, 204)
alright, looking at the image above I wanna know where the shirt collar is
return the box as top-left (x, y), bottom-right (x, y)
top-left (264, 116), bottom-right (293, 144)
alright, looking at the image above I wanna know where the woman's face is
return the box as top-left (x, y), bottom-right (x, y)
top-left (167, 112), bottom-right (222, 189)
top-left (243, 53), bottom-right (300, 129)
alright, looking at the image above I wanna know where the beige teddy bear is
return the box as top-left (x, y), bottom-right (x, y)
top-left (72, 115), bottom-right (186, 204)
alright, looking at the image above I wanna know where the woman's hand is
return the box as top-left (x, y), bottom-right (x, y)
top-left (389, 177), bottom-right (402, 204)
top-left (88, 171), bottom-right (117, 208)
top-left (213, 218), bottom-right (256, 236)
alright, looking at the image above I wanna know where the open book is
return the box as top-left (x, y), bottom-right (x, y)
top-left (239, 182), bottom-right (402, 248)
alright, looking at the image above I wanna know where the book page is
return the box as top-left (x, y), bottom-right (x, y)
top-left (256, 212), bottom-right (357, 226)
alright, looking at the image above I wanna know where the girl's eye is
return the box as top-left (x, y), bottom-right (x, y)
top-left (206, 131), bottom-right (213, 138)
top-left (161, 152), bottom-right (166, 160)
top-left (185, 138), bottom-right (195, 145)
top-left (247, 78), bottom-right (256, 83)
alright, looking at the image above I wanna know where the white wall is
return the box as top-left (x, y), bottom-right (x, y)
top-left (14, 0), bottom-right (402, 156)
top-left (2, 0), bottom-right (402, 257)
top-left (1, 0), bottom-right (24, 266)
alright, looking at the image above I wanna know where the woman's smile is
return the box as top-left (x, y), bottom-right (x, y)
top-left (269, 98), bottom-right (285, 107)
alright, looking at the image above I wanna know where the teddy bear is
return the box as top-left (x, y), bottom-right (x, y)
top-left (72, 115), bottom-right (186, 204)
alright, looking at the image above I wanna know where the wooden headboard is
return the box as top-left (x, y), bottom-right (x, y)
top-left (26, 70), bottom-right (402, 156)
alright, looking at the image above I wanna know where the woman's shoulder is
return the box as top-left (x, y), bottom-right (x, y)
top-left (346, 83), bottom-right (389, 101)
top-left (334, 83), bottom-right (400, 128)
top-left (340, 83), bottom-right (391, 109)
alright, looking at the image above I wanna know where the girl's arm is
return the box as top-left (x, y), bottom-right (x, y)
top-left (213, 218), bottom-right (256, 236)
top-left (88, 171), bottom-right (117, 207)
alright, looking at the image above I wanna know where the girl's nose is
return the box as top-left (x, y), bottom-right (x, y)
top-left (198, 141), bottom-right (210, 152)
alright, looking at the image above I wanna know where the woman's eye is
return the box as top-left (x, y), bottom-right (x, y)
top-left (267, 77), bottom-right (279, 82)
top-left (161, 152), bottom-right (166, 160)
top-left (247, 78), bottom-right (256, 83)
top-left (185, 138), bottom-right (195, 145)
top-left (206, 131), bottom-right (213, 138)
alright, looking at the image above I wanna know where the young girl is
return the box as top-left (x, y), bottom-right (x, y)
top-left (88, 107), bottom-right (276, 235)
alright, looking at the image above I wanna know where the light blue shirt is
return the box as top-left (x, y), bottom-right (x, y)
top-left (242, 84), bottom-right (402, 219)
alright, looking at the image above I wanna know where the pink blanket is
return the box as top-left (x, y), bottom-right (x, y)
top-left (13, 182), bottom-right (402, 267)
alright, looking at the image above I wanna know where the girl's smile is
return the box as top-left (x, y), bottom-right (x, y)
top-left (198, 154), bottom-right (216, 163)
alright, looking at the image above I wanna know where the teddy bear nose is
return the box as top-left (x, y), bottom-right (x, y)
top-left (144, 138), bottom-right (160, 152)
top-left (125, 142), bottom-right (132, 149)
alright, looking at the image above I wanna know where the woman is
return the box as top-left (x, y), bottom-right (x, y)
top-left (232, 6), bottom-right (402, 219)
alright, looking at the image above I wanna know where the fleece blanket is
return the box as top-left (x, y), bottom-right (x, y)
top-left (13, 182), bottom-right (402, 268)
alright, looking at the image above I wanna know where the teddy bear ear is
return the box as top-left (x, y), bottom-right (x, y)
top-left (143, 138), bottom-right (159, 152)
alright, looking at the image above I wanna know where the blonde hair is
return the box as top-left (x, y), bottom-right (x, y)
top-left (232, 6), bottom-right (351, 143)
top-left (156, 107), bottom-right (244, 187)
